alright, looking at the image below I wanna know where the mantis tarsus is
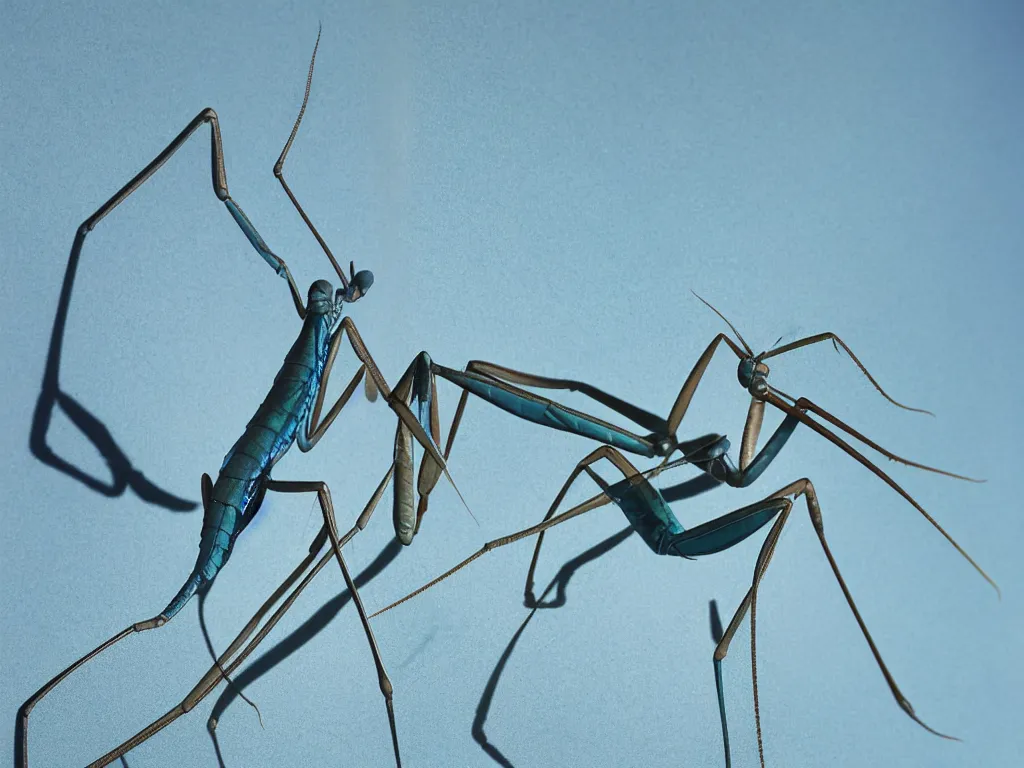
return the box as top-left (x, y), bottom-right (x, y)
top-left (371, 297), bottom-right (995, 767)
top-left (17, 29), bottom-right (467, 768)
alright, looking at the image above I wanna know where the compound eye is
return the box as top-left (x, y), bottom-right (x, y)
top-left (353, 270), bottom-right (374, 294)
top-left (737, 358), bottom-right (756, 388)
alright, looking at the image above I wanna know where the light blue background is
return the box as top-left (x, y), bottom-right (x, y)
top-left (2, 2), bottom-right (1022, 766)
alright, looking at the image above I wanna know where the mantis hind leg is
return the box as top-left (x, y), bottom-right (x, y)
top-left (79, 532), bottom-right (332, 767)
top-left (15, 614), bottom-right (170, 768)
top-left (16, 472), bottom-right (228, 766)
top-left (408, 356), bottom-right (671, 527)
top-left (77, 468), bottom-right (396, 767)
top-left (709, 477), bottom-right (953, 768)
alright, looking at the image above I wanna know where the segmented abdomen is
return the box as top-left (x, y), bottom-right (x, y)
top-left (160, 312), bottom-right (332, 619)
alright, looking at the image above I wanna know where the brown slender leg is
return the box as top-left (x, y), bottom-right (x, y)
top-left (666, 333), bottom-right (747, 435)
top-left (760, 331), bottom-right (932, 414)
top-left (522, 447), bottom-right (648, 603)
top-left (762, 391), bottom-right (996, 592)
top-left (207, 464), bottom-right (395, 736)
top-left (712, 478), bottom-right (952, 768)
top-left (75, 105), bottom-right (304, 316)
top-left (264, 477), bottom-right (403, 767)
top-left (521, 446), bottom-right (710, 603)
top-left (373, 446), bottom-right (655, 619)
top-left (374, 444), bottom-right (690, 617)
top-left (786, 480), bottom-right (955, 738)
top-left (300, 336), bottom-right (366, 448)
top-left (16, 615), bottom-right (168, 768)
top-left (82, 536), bottom-right (332, 768)
top-left (711, 490), bottom-right (795, 768)
top-left (336, 320), bottom-right (458, 493)
top-left (85, 466), bottom-right (396, 767)
top-left (17, 469), bottom-right (333, 768)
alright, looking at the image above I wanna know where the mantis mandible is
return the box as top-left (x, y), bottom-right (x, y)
top-left (371, 296), bottom-right (996, 767)
top-left (17, 29), bottom-right (466, 768)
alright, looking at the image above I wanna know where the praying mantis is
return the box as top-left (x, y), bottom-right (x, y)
top-left (19, 23), bottom-right (998, 768)
top-left (370, 298), bottom-right (996, 767)
top-left (16, 30), bottom-right (475, 768)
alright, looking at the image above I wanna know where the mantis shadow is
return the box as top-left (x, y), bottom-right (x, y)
top-left (183, 371), bottom-right (723, 765)
top-left (191, 472), bottom-right (717, 767)
top-left (31, 228), bottom-right (196, 512)
top-left (197, 538), bottom-right (405, 767)
top-left (473, 472), bottom-right (721, 767)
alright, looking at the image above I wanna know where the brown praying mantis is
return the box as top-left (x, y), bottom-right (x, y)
top-left (367, 297), bottom-right (995, 767)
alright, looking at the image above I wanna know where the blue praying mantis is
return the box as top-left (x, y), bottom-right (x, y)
top-left (370, 299), bottom-right (996, 767)
top-left (17, 30), bottom-right (480, 768)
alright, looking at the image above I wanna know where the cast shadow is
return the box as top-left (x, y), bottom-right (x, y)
top-left (31, 226), bottom-right (196, 511)
top-left (472, 472), bottom-right (721, 767)
top-left (197, 538), bottom-right (404, 767)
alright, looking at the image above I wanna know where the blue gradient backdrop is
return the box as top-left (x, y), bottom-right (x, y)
top-left (2, 2), bottom-right (1021, 766)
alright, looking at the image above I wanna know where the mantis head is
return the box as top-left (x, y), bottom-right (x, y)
top-left (340, 259), bottom-right (374, 304)
top-left (737, 356), bottom-right (771, 400)
top-left (307, 263), bottom-right (375, 321)
top-left (691, 290), bottom-right (770, 400)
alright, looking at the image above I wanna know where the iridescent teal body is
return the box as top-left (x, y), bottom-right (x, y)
top-left (433, 366), bottom-right (662, 457)
top-left (162, 281), bottom-right (338, 619)
top-left (603, 462), bottom-right (790, 558)
top-left (429, 360), bottom-right (801, 558)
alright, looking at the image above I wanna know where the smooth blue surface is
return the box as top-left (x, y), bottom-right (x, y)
top-left (2, 2), bottom-right (1022, 767)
